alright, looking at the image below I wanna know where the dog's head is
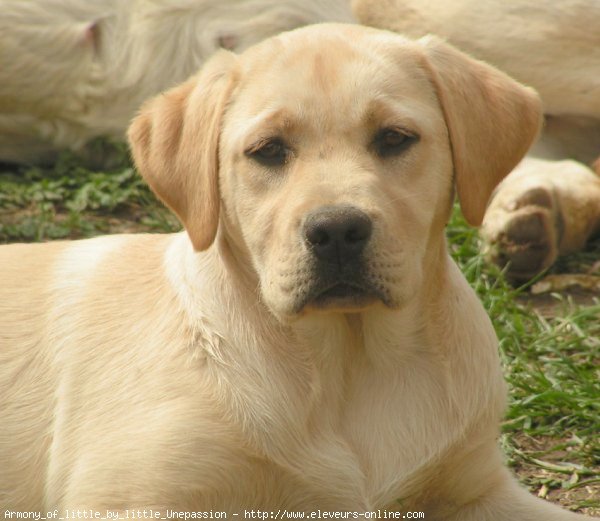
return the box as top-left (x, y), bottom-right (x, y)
top-left (129, 24), bottom-right (541, 320)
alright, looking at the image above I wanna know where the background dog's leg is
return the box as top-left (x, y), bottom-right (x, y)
top-left (480, 157), bottom-right (600, 280)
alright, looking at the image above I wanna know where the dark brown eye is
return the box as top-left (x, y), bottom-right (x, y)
top-left (246, 138), bottom-right (289, 167)
top-left (374, 127), bottom-right (418, 158)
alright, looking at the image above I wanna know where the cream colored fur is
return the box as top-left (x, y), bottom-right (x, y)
top-left (481, 158), bottom-right (600, 279)
top-left (0, 0), bottom-right (353, 164)
top-left (352, 0), bottom-right (600, 163)
top-left (0, 24), bottom-right (590, 518)
top-left (352, 0), bottom-right (600, 277)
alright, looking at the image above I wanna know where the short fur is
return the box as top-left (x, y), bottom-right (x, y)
top-left (0, 24), bottom-right (589, 519)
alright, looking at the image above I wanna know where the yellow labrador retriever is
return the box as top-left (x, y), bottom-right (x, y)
top-left (0, 24), bottom-right (589, 519)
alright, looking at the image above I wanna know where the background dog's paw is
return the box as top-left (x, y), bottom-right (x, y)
top-left (481, 186), bottom-right (561, 280)
top-left (480, 157), bottom-right (600, 281)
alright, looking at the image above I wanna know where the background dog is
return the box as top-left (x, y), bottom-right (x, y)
top-left (0, 0), bottom-right (353, 164)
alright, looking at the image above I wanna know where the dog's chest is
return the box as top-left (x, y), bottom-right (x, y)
top-left (259, 354), bottom-right (456, 510)
top-left (339, 364), bottom-right (450, 508)
top-left (185, 306), bottom-right (460, 510)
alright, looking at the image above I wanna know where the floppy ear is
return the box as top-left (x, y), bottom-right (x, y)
top-left (128, 50), bottom-right (238, 250)
top-left (419, 36), bottom-right (543, 226)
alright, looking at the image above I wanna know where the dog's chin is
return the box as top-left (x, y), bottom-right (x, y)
top-left (300, 283), bottom-right (382, 314)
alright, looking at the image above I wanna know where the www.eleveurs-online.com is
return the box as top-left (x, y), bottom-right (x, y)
top-left (4, 510), bottom-right (426, 520)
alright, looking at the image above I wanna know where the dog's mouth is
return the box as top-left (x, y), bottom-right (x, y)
top-left (304, 281), bottom-right (380, 312)
top-left (288, 258), bottom-right (391, 315)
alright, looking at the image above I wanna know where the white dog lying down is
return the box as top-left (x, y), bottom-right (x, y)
top-left (352, 0), bottom-right (600, 278)
top-left (0, 0), bottom-right (353, 164)
top-left (0, 24), bottom-right (592, 519)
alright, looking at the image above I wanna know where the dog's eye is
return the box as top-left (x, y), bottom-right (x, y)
top-left (246, 138), bottom-right (289, 167)
top-left (374, 128), bottom-right (418, 158)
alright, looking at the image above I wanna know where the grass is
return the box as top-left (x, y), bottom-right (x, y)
top-left (0, 139), bottom-right (179, 242)
top-left (448, 210), bottom-right (600, 514)
top-left (1, 141), bottom-right (599, 514)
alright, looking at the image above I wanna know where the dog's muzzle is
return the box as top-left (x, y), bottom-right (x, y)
top-left (299, 205), bottom-right (381, 311)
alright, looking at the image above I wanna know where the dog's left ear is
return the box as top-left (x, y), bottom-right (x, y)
top-left (128, 50), bottom-right (238, 250)
top-left (419, 36), bottom-right (543, 226)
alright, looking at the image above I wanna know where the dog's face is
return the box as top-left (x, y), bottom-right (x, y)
top-left (219, 30), bottom-right (452, 317)
top-left (129, 24), bottom-right (542, 320)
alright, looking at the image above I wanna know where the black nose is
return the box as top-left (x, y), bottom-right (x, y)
top-left (303, 206), bottom-right (372, 265)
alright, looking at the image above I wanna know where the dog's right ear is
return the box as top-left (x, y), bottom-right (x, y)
top-left (128, 50), bottom-right (238, 251)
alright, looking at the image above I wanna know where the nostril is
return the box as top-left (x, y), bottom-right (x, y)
top-left (307, 227), bottom-right (330, 247)
top-left (345, 223), bottom-right (370, 244)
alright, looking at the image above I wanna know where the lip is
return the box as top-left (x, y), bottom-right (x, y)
top-left (308, 282), bottom-right (379, 311)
